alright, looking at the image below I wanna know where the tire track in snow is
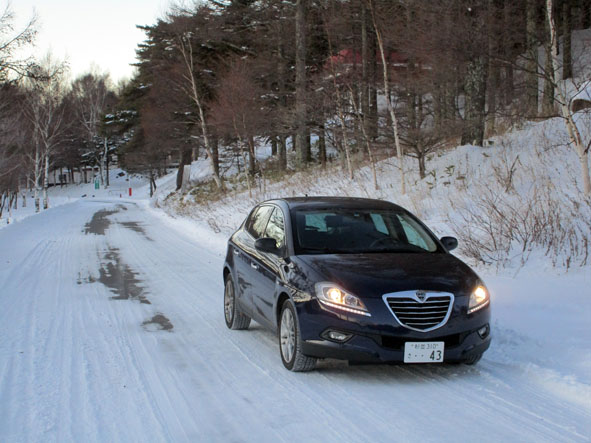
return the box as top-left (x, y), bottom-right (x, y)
top-left (0, 202), bottom-right (175, 442)
top-left (106, 208), bottom-right (296, 442)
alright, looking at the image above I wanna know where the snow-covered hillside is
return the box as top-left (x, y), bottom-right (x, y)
top-left (156, 111), bottom-right (591, 271)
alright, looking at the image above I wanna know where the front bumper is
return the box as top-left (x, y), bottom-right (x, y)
top-left (296, 298), bottom-right (491, 363)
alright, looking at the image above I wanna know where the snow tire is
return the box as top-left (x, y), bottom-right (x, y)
top-left (224, 275), bottom-right (251, 330)
top-left (279, 299), bottom-right (317, 372)
top-left (463, 353), bottom-right (483, 365)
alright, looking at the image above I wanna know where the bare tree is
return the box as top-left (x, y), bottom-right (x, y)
top-left (0, 2), bottom-right (37, 81)
top-left (367, 0), bottom-right (406, 195)
top-left (210, 59), bottom-right (269, 197)
top-left (321, 2), bottom-right (355, 180)
top-left (23, 55), bottom-right (69, 210)
top-left (70, 72), bottom-right (114, 186)
top-left (174, 32), bottom-right (223, 189)
top-left (163, 6), bottom-right (226, 191)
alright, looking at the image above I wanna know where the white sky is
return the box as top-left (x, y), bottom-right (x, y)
top-left (11, 0), bottom-right (170, 83)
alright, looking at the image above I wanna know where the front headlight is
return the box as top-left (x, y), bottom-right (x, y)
top-left (315, 282), bottom-right (371, 317)
top-left (468, 285), bottom-right (490, 314)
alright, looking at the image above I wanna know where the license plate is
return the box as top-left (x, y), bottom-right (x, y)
top-left (404, 342), bottom-right (444, 363)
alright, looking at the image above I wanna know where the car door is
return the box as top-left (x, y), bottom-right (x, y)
top-left (230, 229), bottom-right (255, 317)
top-left (240, 205), bottom-right (275, 318)
top-left (250, 207), bottom-right (286, 329)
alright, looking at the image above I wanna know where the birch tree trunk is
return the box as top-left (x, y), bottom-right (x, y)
top-left (543, 11), bottom-right (555, 116)
top-left (178, 36), bottom-right (223, 189)
top-left (34, 145), bottom-right (41, 213)
top-left (43, 149), bottom-right (49, 210)
top-left (546, 0), bottom-right (591, 195)
top-left (368, 0), bottom-right (405, 195)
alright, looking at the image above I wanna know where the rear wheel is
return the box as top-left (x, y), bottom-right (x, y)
top-left (224, 275), bottom-right (250, 330)
top-left (279, 300), bottom-right (316, 372)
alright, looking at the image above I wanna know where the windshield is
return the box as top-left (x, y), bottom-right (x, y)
top-left (292, 208), bottom-right (440, 255)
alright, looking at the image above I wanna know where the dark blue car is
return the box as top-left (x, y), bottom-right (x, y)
top-left (223, 197), bottom-right (491, 371)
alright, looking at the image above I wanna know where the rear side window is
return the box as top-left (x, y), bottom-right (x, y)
top-left (246, 205), bottom-right (274, 239)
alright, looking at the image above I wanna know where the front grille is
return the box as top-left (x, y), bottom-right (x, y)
top-left (383, 292), bottom-right (454, 332)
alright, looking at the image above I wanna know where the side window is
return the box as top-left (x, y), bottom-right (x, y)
top-left (247, 206), bottom-right (274, 239)
top-left (264, 208), bottom-right (286, 248)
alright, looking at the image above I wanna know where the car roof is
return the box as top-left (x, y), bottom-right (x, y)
top-left (265, 196), bottom-right (405, 211)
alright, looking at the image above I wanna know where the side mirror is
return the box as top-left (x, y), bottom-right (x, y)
top-left (255, 237), bottom-right (279, 254)
top-left (440, 236), bottom-right (458, 251)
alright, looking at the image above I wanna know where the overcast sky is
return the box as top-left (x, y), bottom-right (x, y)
top-left (11, 0), bottom-right (170, 83)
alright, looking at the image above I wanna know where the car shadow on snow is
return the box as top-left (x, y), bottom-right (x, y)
top-left (236, 321), bottom-right (483, 380)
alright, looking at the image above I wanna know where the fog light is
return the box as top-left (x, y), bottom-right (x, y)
top-left (323, 330), bottom-right (352, 343)
top-left (477, 324), bottom-right (490, 339)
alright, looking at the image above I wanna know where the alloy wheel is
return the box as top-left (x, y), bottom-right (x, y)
top-left (224, 279), bottom-right (234, 324)
top-left (280, 308), bottom-right (296, 363)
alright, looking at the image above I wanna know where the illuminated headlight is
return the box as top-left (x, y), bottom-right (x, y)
top-left (315, 283), bottom-right (371, 317)
top-left (468, 285), bottom-right (490, 314)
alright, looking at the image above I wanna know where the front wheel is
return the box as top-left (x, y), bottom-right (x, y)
top-left (279, 300), bottom-right (316, 372)
top-left (224, 275), bottom-right (251, 330)
top-left (463, 353), bottom-right (483, 365)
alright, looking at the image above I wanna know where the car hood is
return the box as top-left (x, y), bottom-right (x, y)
top-left (291, 252), bottom-right (480, 298)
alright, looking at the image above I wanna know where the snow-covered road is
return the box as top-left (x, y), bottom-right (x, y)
top-left (1, 200), bottom-right (589, 442)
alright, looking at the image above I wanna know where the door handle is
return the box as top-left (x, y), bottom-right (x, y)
top-left (233, 249), bottom-right (240, 255)
top-left (251, 262), bottom-right (259, 270)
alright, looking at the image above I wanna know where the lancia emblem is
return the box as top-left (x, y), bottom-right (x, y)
top-left (416, 291), bottom-right (426, 302)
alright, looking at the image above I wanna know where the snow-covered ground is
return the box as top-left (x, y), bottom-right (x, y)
top-left (0, 195), bottom-right (589, 442)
